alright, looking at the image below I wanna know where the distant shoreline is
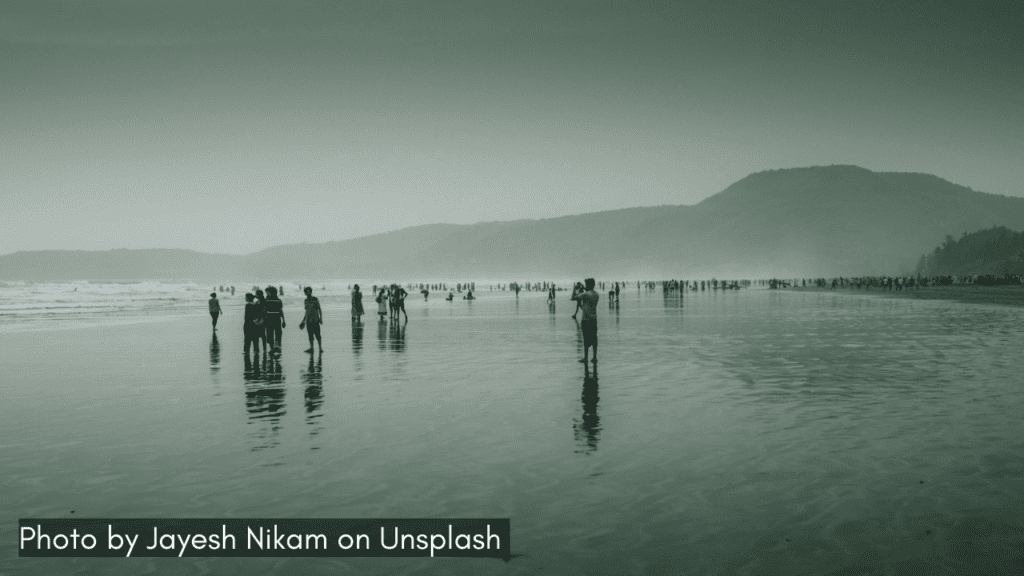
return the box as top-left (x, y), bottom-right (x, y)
top-left (784, 284), bottom-right (1024, 307)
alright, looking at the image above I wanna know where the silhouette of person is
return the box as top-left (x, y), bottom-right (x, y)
top-left (351, 284), bottom-right (364, 323)
top-left (243, 293), bottom-right (260, 355)
top-left (394, 285), bottom-right (409, 321)
top-left (571, 278), bottom-right (600, 365)
top-left (264, 286), bottom-right (286, 354)
top-left (377, 289), bottom-right (388, 320)
top-left (208, 292), bottom-right (223, 330)
top-left (299, 286), bottom-right (323, 354)
top-left (253, 289), bottom-right (268, 353)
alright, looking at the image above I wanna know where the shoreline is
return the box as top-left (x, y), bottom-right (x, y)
top-left (783, 284), bottom-right (1024, 307)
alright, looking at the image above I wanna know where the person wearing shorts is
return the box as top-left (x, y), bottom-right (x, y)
top-left (571, 278), bottom-right (600, 365)
top-left (299, 286), bottom-right (323, 354)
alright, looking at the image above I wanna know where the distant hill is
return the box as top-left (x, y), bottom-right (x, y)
top-left (916, 226), bottom-right (1024, 277)
top-left (3, 165), bottom-right (1024, 280)
top-left (0, 249), bottom-right (243, 281)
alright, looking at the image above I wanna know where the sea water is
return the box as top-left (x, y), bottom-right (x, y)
top-left (2, 284), bottom-right (1024, 575)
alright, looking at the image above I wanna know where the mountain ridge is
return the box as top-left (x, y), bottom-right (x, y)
top-left (3, 165), bottom-right (1022, 280)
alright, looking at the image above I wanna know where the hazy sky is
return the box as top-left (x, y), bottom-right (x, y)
top-left (2, 0), bottom-right (1022, 254)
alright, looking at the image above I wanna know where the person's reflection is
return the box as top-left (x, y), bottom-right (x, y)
top-left (352, 320), bottom-right (364, 354)
top-left (350, 320), bottom-right (364, 378)
top-left (377, 317), bottom-right (388, 351)
top-left (573, 317), bottom-right (583, 358)
top-left (244, 353), bottom-right (286, 451)
top-left (573, 367), bottom-right (600, 454)
top-left (209, 333), bottom-right (221, 375)
top-left (389, 319), bottom-right (406, 353)
top-left (302, 353), bottom-right (324, 441)
top-left (614, 299), bottom-right (620, 327)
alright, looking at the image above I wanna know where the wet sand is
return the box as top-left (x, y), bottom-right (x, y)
top-left (786, 284), bottom-right (1024, 307)
top-left (5, 290), bottom-right (1024, 574)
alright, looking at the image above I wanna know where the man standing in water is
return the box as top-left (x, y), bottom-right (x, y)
top-left (299, 286), bottom-right (324, 354)
top-left (394, 284), bottom-right (409, 322)
top-left (208, 292), bottom-right (223, 330)
top-left (571, 278), bottom-right (600, 365)
top-left (264, 286), bottom-right (286, 354)
top-left (243, 293), bottom-right (259, 354)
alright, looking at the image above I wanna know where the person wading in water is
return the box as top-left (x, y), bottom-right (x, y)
top-left (299, 286), bottom-right (323, 354)
top-left (264, 286), bottom-right (286, 354)
top-left (571, 278), bottom-right (600, 365)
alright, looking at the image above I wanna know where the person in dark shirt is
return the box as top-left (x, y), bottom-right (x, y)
top-left (208, 293), bottom-right (223, 330)
top-left (264, 286), bottom-right (286, 354)
top-left (253, 289), bottom-right (267, 353)
top-left (394, 285), bottom-right (409, 321)
top-left (299, 286), bottom-right (323, 354)
top-left (243, 293), bottom-right (259, 354)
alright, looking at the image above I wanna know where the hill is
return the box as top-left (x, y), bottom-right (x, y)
top-left (3, 165), bottom-right (1024, 280)
top-left (915, 227), bottom-right (1024, 277)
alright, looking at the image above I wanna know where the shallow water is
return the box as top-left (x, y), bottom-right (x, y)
top-left (3, 287), bottom-right (1024, 575)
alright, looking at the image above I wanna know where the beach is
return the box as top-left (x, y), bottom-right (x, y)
top-left (785, 283), bottom-right (1024, 307)
top-left (5, 286), bottom-right (1024, 574)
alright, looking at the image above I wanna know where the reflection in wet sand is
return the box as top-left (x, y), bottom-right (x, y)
top-left (244, 352), bottom-right (286, 451)
top-left (573, 368), bottom-right (600, 454)
top-left (301, 353), bottom-right (324, 444)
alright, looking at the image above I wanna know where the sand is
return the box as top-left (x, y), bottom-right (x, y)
top-left (785, 284), bottom-right (1024, 307)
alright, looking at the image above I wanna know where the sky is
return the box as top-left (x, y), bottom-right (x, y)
top-left (2, 0), bottom-right (1022, 255)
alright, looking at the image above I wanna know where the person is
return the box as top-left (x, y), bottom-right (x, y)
top-left (299, 286), bottom-right (323, 354)
top-left (547, 285), bottom-right (556, 302)
top-left (614, 282), bottom-right (620, 303)
top-left (351, 284), bottom-right (364, 323)
top-left (571, 282), bottom-right (584, 320)
top-left (264, 286), bottom-right (286, 353)
top-left (463, 290), bottom-right (475, 300)
top-left (243, 293), bottom-right (259, 354)
top-left (208, 292), bottom-right (223, 330)
top-left (571, 278), bottom-right (600, 365)
top-left (376, 288), bottom-right (388, 320)
top-left (421, 288), bottom-right (429, 301)
top-left (394, 284), bottom-right (409, 321)
top-left (445, 291), bottom-right (454, 301)
top-left (253, 289), bottom-right (267, 353)
top-left (388, 285), bottom-right (397, 318)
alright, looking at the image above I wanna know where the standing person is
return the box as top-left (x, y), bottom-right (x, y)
top-left (571, 278), bottom-right (600, 365)
top-left (208, 292), bottom-right (223, 330)
top-left (614, 282), bottom-right (620, 303)
top-left (547, 285), bottom-right (556, 302)
top-left (394, 284), bottom-right (409, 321)
top-left (351, 284), bottom-right (364, 323)
top-left (299, 286), bottom-right (323, 354)
top-left (377, 288), bottom-right (388, 320)
top-left (243, 293), bottom-right (259, 355)
top-left (571, 282), bottom-right (584, 320)
top-left (254, 289), bottom-right (268, 353)
top-left (264, 286), bottom-right (286, 354)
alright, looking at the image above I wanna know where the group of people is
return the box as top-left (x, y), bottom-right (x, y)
top-left (209, 286), bottom-right (324, 356)
top-left (371, 284), bottom-right (409, 322)
top-left (208, 278), bottom-right (605, 365)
